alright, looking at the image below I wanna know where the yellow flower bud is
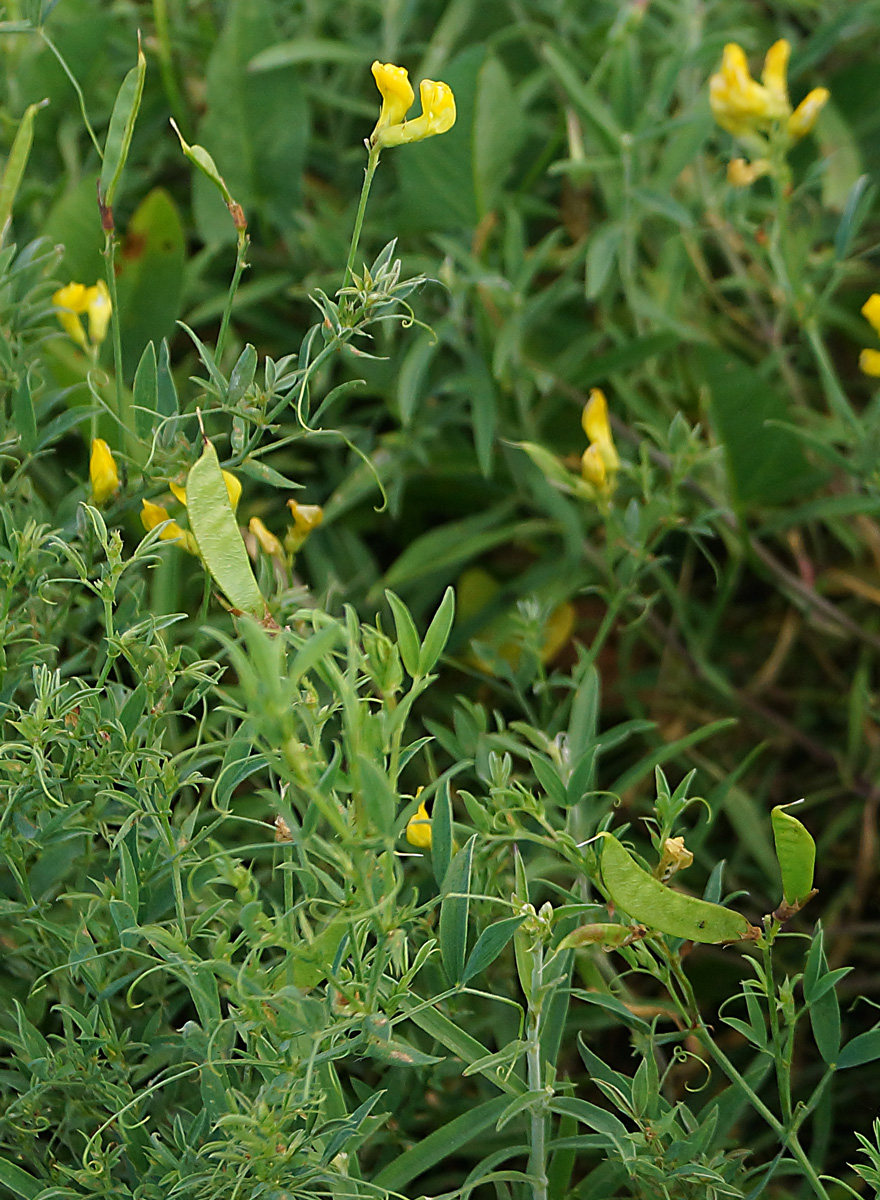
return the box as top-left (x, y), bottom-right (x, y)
top-left (285, 500), bottom-right (324, 552)
top-left (787, 87), bottom-right (829, 140)
top-left (580, 443), bottom-right (607, 489)
top-left (249, 516), bottom-right (283, 557)
top-left (140, 499), bottom-right (198, 554)
top-left (85, 280), bottom-right (112, 345)
top-left (370, 61), bottom-right (414, 138)
top-left (761, 39), bottom-right (791, 109)
top-left (89, 438), bottom-right (119, 506)
top-left (405, 796), bottom-right (432, 849)
top-left (860, 349), bottom-right (880, 378)
top-left (582, 388), bottom-right (620, 472)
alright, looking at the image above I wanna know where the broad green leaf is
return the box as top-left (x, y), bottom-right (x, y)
top-left (0, 1156), bottom-right (42, 1198)
top-left (193, 0), bottom-right (309, 243)
top-left (385, 590), bottom-right (421, 677)
top-left (186, 438), bottom-right (265, 616)
top-left (132, 341), bottom-right (158, 441)
top-left (692, 345), bottom-right (824, 508)
top-left (837, 1026), bottom-right (880, 1070)
top-left (12, 371), bottom-right (36, 452)
top-left (473, 56), bottom-right (523, 217)
top-left (115, 189), bottom-right (185, 380)
top-left (418, 585), bottom-right (456, 675)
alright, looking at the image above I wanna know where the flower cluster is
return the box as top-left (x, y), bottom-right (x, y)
top-left (140, 470), bottom-right (242, 555)
top-left (709, 39), bottom-right (829, 186)
top-left (580, 388), bottom-right (619, 494)
top-left (53, 281), bottom-right (112, 349)
top-left (370, 61), bottom-right (456, 150)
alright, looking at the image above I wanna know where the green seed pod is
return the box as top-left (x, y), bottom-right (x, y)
top-left (187, 438), bottom-right (265, 617)
top-left (597, 833), bottom-right (760, 944)
top-left (771, 803), bottom-right (816, 907)
top-left (557, 922), bottom-right (647, 950)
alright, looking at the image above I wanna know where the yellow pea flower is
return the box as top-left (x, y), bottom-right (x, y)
top-left (53, 280), bottom-right (112, 348)
top-left (140, 499), bottom-right (198, 554)
top-left (370, 65), bottom-right (456, 149)
top-left (709, 41), bottom-right (790, 138)
top-left (582, 388), bottom-right (620, 472)
top-left (169, 469), bottom-right (241, 513)
top-left (249, 516), bottom-right (283, 557)
top-left (370, 62), bottom-right (414, 139)
top-left (89, 438), bottom-right (119, 505)
top-left (285, 500), bottom-right (324, 553)
top-left (860, 294), bottom-right (880, 378)
top-left (406, 794), bottom-right (432, 850)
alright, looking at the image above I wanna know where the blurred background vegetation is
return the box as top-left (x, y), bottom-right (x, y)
top-left (3, 0), bottom-right (880, 1196)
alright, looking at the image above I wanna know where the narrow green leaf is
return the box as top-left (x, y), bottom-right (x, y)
top-left (402, 1001), bottom-right (525, 1096)
top-left (0, 99), bottom-right (47, 238)
top-left (837, 1026), bottom-right (880, 1070)
top-left (357, 754), bottom-right (396, 836)
top-left (549, 1096), bottom-right (629, 1143)
top-left (385, 589), bottom-right (420, 677)
top-left (418, 585), bottom-right (456, 675)
top-left (12, 371), bottom-right (36, 452)
top-left (440, 834), bottom-right (476, 984)
top-left (809, 982), bottom-right (841, 1065)
top-left (100, 40), bottom-right (147, 207)
top-left (186, 437), bottom-right (265, 616)
top-left (462, 915), bottom-right (525, 984)
top-left (0, 1156), bottom-right (42, 1198)
top-left (431, 777), bottom-right (453, 888)
top-left (132, 341), bottom-right (158, 441)
top-left (372, 1095), bottom-right (511, 1191)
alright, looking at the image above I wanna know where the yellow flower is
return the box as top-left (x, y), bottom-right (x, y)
top-left (89, 438), bottom-right (119, 505)
top-left (249, 516), bottom-right (283, 557)
top-left (370, 66), bottom-right (456, 149)
top-left (788, 87), bottom-right (830, 140)
top-left (581, 388), bottom-right (619, 473)
top-left (709, 41), bottom-right (792, 138)
top-left (370, 62), bottom-right (414, 139)
top-left (53, 280), bottom-right (112, 348)
top-left (406, 795), bottom-right (432, 849)
top-left (169, 469), bottom-right (241, 512)
top-left (860, 294), bottom-right (880, 378)
top-left (285, 500), bottom-right (324, 553)
top-left (140, 499), bottom-right (198, 554)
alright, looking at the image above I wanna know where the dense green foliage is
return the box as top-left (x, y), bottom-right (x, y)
top-left (3, 0), bottom-right (880, 1197)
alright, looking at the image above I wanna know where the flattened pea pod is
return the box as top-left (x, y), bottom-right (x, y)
top-left (597, 833), bottom-right (760, 944)
top-left (186, 439), bottom-right (265, 617)
top-left (771, 802), bottom-right (817, 910)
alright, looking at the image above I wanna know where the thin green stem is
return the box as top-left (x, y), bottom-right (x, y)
top-left (804, 317), bottom-right (861, 430)
top-left (341, 143), bottom-right (381, 300)
top-left (40, 31), bottom-right (103, 160)
top-left (103, 232), bottom-right (125, 442)
top-left (216, 228), bottom-right (250, 366)
top-left (526, 954), bottom-right (548, 1200)
top-left (762, 931), bottom-right (793, 1125)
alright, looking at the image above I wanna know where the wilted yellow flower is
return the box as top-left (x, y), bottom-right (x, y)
top-left (169, 469), bottom-right (241, 512)
top-left (89, 438), bottom-right (119, 505)
top-left (371, 62), bottom-right (414, 139)
top-left (406, 794), bottom-right (432, 849)
top-left (285, 500), bottom-right (324, 553)
top-left (370, 65), bottom-right (456, 149)
top-left (249, 516), bottom-right (283, 557)
top-left (860, 294), bottom-right (880, 378)
top-left (53, 280), bottom-right (112, 349)
top-left (657, 836), bottom-right (694, 882)
top-left (727, 157), bottom-right (771, 187)
top-left (140, 499), bottom-right (198, 554)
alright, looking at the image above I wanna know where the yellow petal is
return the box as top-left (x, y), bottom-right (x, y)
top-left (140, 499), bottom-right (198, 553)
top-left (860, 349), bottom-right (880, 378)
top-left (862, 295), bottom-right (880, 337)
top-left (580, 443), bottom-right (607, 489)
top-left (84, 279), bottom-right (112, 345)
top-left (787, 87), bottom-right (829, 140)
top-left (761, 39), bottom-right (791, 108)
top-left (169, 480), bottom-right (187, 506)
top-left (371, 61), bottom-right (414, 140)
top-left (540, 602), bottom-right (575, 664)
top-left (53, 283), bottom-right (89, 347)
top-left (249, 516), bottom-right (283, 556)
top-left (582, 388), bottom-right (620, 469)
top-left (170, 469), bottom-right (241, 512)
top-left (375, 78), bottom-right (456, 147)
top-left (89, 438), bottom-right (119, 506)
top-left (405, 798), bottom-right (432, 849)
